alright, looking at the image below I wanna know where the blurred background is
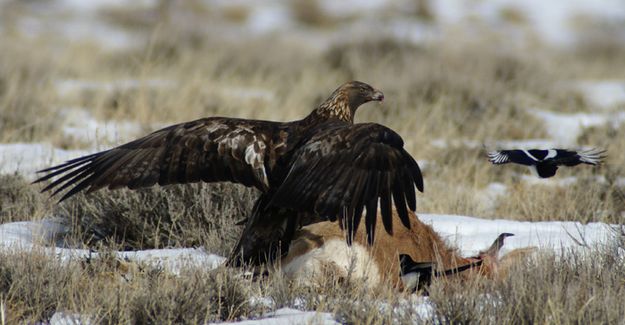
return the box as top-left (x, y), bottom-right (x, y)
top-left (1, 0), bottom-right (625, 224)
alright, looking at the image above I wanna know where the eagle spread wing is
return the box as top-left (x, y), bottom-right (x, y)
top-left (269, 122), bottom-right (423, 245)
top-left (35, 81), bottom-right (425, 267)
top-left (34, 117), bottom-right (282, 201)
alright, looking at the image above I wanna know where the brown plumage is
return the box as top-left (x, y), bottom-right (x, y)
top-left (34, 81), bottom-right (423, 266)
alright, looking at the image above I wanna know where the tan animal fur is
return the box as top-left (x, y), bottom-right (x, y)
top-left (280, 210), bottom-right (533, 290)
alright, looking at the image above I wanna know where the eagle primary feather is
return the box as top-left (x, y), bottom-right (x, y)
top-left (34, 81), bottom-right (423, 266)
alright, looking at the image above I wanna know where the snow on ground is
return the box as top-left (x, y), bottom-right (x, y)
top-left (430, 138), bottom-right (571, 151)
top-left (15, 0), bottom-right (156, 50)
top-left (475, 182), bottom-right (508, 213)
top-left (490, 139), bottom-right (559, 150)
top-left (0, 143), bottom-right (90, 178)
top-left (208, 308), bottom-right (338, 325)
top-left (528, 108), bottom-right (625, 147)
top-left (520, 174), bottom-right (607, 187)
top-left (419, 214), bottom-right (618, 258)
top-left (49, 307), bottom-right (338, 325)
top-left (54, 79), bottom-right (173, 97)
top-left (1, 213), bottom-right (617, 273)
top-left (572, 80), bottom-right (625, 110)
top-left (376, 295), bottom-right (434, 323)
top-left (433, 0), bottom-right (625, 46)
top-left (0, 219), bottom-right (224, 275)
top-left (49, 312), bottom-right (94, 325)
top-left (430, 98), bottom-right (625, 150)
top-left (430, 138), bottom-right (481, 149)
top-left (59, 107), bottom-right (143, 145)
top-left (219, 86), bottom-right (276, 102)
top-left (0, 218), bottom-right (69, 247)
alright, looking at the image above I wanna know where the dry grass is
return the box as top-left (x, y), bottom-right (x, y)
top-left (1, 239), bottom-right (623, 324)
top-left (0, 39), bottom-right (61, 143)
top-left (57, 183), bottom-right (256, 253)
top-left (290, 0), bottom-right (338, 27)
top-left (0, 175), bottom-right (49, 224)
top-left (428, 242), bottom-right (625, 324)
top-left (0, 249), bottom-right (264, 324)
top-left (1, 2), bottom-right (625, 323)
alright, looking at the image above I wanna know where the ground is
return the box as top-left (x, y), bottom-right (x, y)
top-left (0, 0), bottom-right (624, 324)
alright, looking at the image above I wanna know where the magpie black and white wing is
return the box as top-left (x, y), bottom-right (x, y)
top-left (488, 150), bottom-right (537, 165)
top-left (34, 117), bottom-right (286, 201)
top-left (551, 149), bottom-right (606, 166)
top-left (269, 122), bottom-right (423, 245)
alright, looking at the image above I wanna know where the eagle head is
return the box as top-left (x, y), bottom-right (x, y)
top-left (342, 80), bottom-right (384, 105)
top-left (314, 81), bottom-right (384, 123)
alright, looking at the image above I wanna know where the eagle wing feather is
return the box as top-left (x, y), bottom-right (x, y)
top-left (34, 117), bottom-right (283, 201)
top-left (269, 122), bottom-right (423, 245)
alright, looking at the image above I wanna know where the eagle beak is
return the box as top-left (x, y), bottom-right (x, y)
top-left (371, 90), bottom-right (384, 102)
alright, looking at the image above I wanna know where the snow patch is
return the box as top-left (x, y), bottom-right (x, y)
top-left (433, 0), bottom-right (625, 46)
top-left (573, 80), bottom-right (625, 109)
top-left (208, 307), bottom-right (339, 325)
top-left (0, 143), bottom-right (90, 178)
top-left (59, 107), bottom-right (142, 145)
top-left (432, 138), bottom-right (563, 150)
top-left (520, 174), bottom-right (607, 187)
top-left (0, 220), bottom-right (225, 275)
top-left (529, 108), bottom-right (625, 146)
top-left (393, 296), bottom-right (435, 322)
top-left (319, 0), bottom-right (389, 17)
top-left (220, 87), bottom-right (276, 102)
top-left (430, 138), bottom-right (481, 149)
top-left (476, 183), bottom-right (508, 213)
top-left (56, 0), bottom-right (158, 13)
top-left (520, 175), bottom-right (579, 187)
top-left (0, 218), bottom-right (69, 247)
top-left (54, 79), bottom-right (173, 97)
top-left (247, 4), bottom-right (292, 33)
top-left (50, 312), bottom-right (93, 325)
top-left (418, 213), bottom-right (616, 258)
top-left (491, 139), bottom-right (559, 150)
top-left (49, 303), bottom-right (336, 325)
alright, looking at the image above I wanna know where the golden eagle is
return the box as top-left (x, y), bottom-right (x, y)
top-left (34, 81), bottom-right (424, 266)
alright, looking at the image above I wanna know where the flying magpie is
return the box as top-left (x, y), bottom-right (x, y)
top-left (487, 148), bottom-right (605, 178)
